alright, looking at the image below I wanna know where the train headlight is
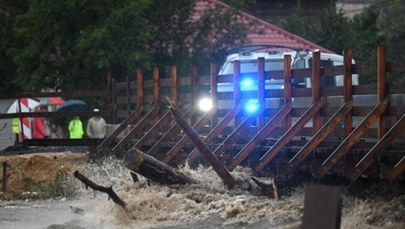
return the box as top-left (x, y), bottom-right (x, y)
top-left (197, 98), bottom-right (213, 112)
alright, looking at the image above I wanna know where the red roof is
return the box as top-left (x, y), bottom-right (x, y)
top-left (196, 0), bottom-right (334, 54)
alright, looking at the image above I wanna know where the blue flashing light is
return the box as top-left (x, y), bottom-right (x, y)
top-left (240, 77), bottom-right (256, 91)
top-left (245, 101), bottom-right (259, 113)
top-left (241, 78), bottom-right (254, 87)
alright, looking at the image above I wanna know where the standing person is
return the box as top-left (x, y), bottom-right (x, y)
top-left (32, 106), bottom-right (45, 139)
top-left (68, 116), bottom-right (84, 139)
top-left (11, 117), bottom-right (20, 144)
top-left (86, 108), bottom-right (107, 139)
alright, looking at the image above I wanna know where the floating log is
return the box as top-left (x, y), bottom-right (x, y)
top-left (73, 171), bottom-right (126, 209)
top-left (124, 148), bottom-right (197, 185)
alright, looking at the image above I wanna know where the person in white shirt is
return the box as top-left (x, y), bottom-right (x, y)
top-left (86, 108), bottom-right (107, 139)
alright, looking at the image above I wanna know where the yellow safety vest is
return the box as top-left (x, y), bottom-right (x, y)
top-left (12, 118), bottom-right (19, 134)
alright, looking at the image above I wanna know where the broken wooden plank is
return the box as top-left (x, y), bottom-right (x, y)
top-left (124, 148), bottom-right (197, 185)
top-left (162, 109), bottom-right (214, 164)
top-left (187, 104), bottom-right (243, 163)
top-left (74, 171), bottom-right (126, 209)
top-left (168, 99), bottom-right (236, 189)
top-left (251, 177), bottom-right (279, 200)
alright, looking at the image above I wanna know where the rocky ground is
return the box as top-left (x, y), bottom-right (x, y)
top-left (0, 147), bottom-right (89, 200)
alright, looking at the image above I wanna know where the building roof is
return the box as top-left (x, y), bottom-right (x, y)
top-left (196, 0), bottom-right (335, 54)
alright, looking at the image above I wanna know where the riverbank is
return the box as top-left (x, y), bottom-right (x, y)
top-left (0, 151), bottom-right (88, 200)
top-left (0, 150), bottom-right (404, 229)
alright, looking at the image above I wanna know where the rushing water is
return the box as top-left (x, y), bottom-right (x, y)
top-left (0, 157), bottom-right (404, 229)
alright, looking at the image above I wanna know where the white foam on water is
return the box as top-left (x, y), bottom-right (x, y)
top-left (71, 158), bottom-right (405, 229)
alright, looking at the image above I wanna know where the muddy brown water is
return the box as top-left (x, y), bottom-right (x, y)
top-left (0, 156), bottom-right (404, 229)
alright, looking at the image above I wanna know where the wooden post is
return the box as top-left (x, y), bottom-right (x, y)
top-left (210, 63), bottom-right (218, 126)
top-left (153, 66), bottom-right (160, 108)
top-left (284, 55), bottom-right (292, 130)
top-left (377, 45), bottom-right (387, 138)
top-left (171, 66), bottom-right (178, 104)
top-left (191, 65), bottom-right (198, 125)
top-left (312, 50), bottom-right (321, 132)
top-left (191, 65), bottom-right (198, 106)
top-left (126, 75), bottom-right (131, 116)
top-left (153, 65), bottom-right (161, 138)
top-left (112, 77), bottom-right (116, 123)
top-left (343, 48), bottom-right (353, 136)
top-left (136, 69), bottom-right (144, 109)
top-left (106, 72), bottom-right (113, 123)
top-left (258, 57), bottom-right (265, 129)
top-left (233, 60), bottom-right (241, 127)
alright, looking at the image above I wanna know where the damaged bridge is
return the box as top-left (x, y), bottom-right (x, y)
top-left (94, 45), bottom-right (405, 184)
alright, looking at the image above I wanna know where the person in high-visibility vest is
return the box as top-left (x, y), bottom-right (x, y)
top-left (68, 116), bottom-right (84, 139)
top-left (12, 118), bottom-right (20, 145)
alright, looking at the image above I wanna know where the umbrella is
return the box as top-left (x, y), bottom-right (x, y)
top-left (56, 99), bottom-right (87, 112)
top-left (38, 97), bottom-right (64, 106)
top-left (6, 98), bottom-right (40, 113)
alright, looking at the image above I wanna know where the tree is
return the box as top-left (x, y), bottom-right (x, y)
top-left (316, 5), bottom-right (355, 55)
top-left (2, 0), bottom-right (256, 92)
top-left (281, 0), bottom-right (317, 44)
top-left (0, 0), bottom-right (29, 93)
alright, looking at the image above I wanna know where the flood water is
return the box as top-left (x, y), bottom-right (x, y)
top-left (0, 158), bottom-right (404, 229)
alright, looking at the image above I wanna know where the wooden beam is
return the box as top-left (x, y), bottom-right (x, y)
top-left (93, 109), bottom-right (143, 157)
top-left (112, 107), bottom-right (159, 152)
top-left (132, 110), bottom-right (171, 149)
top-left (146, 106), bottom-right (195, 157)
top-left (350, 114), bottom-right (405, 182)
top-left (344, 48), bottom-right (353, 137)
top-left (171, 66), bottom-right (178, 103)
top-left (168, 99), bottom-right (236, 189)
top-left (212, 110), bottom-right (260, 158)
top-left (385, 156), bottom-right (405, 182)
top-left (74, 171), bottom-right (126, 209)
top-left (153, 66), bottom-right (160, 108)
top-left (312, 50), bottom-right (321, 132)
top-left (227, 103), bottom-right (292, 171)
top-left (284, 55), bottom-right (292, 130)
top-left (288, 101), bottom-right (353, 174)
top-left (258, 57), bottom-right (265, 129)
top-left (162, 110), bottom-right (214, 164)
top-left (316, 98), bottom-right (389, 178)
top-left (187, 104), bottom-right (243, 163)
top-left (254, 101), bottom-right (322, 173)
top-left (233, 60), bottom-right (241, 126)
top-left (210, 63), bottom-right (218, 126)
top-left (124, 148), bottom-right (197, 185)
top-left (136, 69), bottom-right (144, 109)
top-left (377, 45), bottom-right (387, 138)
